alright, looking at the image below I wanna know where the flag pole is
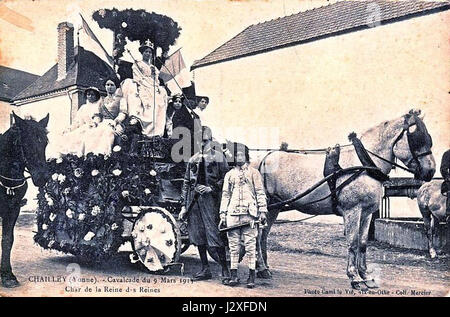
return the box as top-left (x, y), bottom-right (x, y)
top-left (79, 13), bottom-right (114, 68)
top-left (155, 54), bottom-right (190, 100)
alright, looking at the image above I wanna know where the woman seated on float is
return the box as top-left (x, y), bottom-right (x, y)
top-left (47, 81), bottom-right (125, 158)
top-left (120, 40), bottom-right (168, 138)
top-left (164, 94), bottom-right (184, 138)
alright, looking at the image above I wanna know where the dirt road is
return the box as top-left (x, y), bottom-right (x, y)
top-left (0, 213), bottom-right (448, 297)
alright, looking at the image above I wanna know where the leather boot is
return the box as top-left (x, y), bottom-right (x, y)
top-left (228, 269), bottom-right (239, 286)
top-left (247, 269), bottom-right (256, 289)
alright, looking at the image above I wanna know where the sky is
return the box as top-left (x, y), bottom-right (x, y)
top-left (0, 0), bottom-right (332, 75)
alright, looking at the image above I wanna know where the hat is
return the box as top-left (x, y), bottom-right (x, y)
top-left (196, 96), bottom-right (209, 104)
top-left (83, 86), bottom-right (101, 99)
top-left (138, 39), bottom-right (155, 54)
top-left (169, 94), bottom-right (185, 103)
top-left (182, 82), bottom-right (196, 100)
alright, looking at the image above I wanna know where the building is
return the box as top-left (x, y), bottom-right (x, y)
top-left (6, 22), bottom-right (116, 212)
top-left (191, 0), bottom-right (450, 160)
top-left (11, 22), bottom-right (117, 135)
top-left (0, 66), bottom-right (38, 132)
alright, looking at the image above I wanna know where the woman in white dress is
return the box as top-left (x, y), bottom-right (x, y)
top-left (121, 42), bottom-right (168, 137)
top-left (48, 84), bottom-right (122, 158)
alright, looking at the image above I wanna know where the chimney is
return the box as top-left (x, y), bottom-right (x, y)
top-left (57, 22), bottom-right (74, 81)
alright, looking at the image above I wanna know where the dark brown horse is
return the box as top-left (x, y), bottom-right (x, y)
top-left (0, 112), bottom-right (49, 288)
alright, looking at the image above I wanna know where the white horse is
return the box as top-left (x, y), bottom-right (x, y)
top-left (255, 110), bottom-right (435, 290)
top-left (417, 180), bottom-right (448, 259)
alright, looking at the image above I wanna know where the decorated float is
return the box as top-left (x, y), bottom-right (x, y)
top-left (35, 9), bottom-right (195, 273)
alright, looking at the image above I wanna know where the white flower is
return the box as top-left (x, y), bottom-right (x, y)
top-left (42, 224), bottom-right (48, 230)
top-left (63, 188), bottom-right (70, 195)
top-left (49, 213), bottom-right (56, 222)
top-left (112, 169), bottom-right (122, 176)
top-left (56, 158), bottom-right (63, 164)
top-left (47, 198), bottom-right (54, 206)
top-left (65, 209), bottom-right (74, 219)
top-left (149, 170), bottom-right (157, 177)
top-left (78, 213), bottom-right (86, 221)
top-left (91, 205), bottom-right (101, 216)
top-left (129, 118), bottom-right (138, 125)
top-left (74, 168), bottom-right (83, 178)
top-left (57, 174), bottom-right (66, 183)
top-left (51, 173), bottom-right (58, 181)
top-left (144, 188), bottom-right (151, 195)
top-left (91, 169), bottom-right (99, 177)
top-left (121, 190), bottom-right (130, 198)
top-left (48, 240), bottom-right (55, 248)
top-left (83, 232), bottom-right (95, 241)
top-left (113, 145), bottom-right (122, 152)
top-left (121, 21), bottom-right (127, 28)
top-left (111, 223), bottom-right (118, 231)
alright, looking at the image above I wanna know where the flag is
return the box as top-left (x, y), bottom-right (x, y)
top-left (159, 49), bottom-right (191, 94)
top-left (79, 14), bottom-right (114, 69)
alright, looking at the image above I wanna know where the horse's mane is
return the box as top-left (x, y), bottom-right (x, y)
top-left (11, 118), bottom-right (49, 143)
top-left (357, 115), bottom-right (406, 154)
top-left (361, 115), bottom-right (405, 142)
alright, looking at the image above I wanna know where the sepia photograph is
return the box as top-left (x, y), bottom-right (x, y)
top-left (0, 0), bottom-right (448, 302)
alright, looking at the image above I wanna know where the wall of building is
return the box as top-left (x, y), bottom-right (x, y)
top-left (0, 100), bottom-right (12, 133)
top-left (194, 11), bottom-right (449, 163)
top-left (194, 11), bottom-right (450, 219)
top-left (11, 94), bottom-right (73, 212)
top-left (13, 94), bottom-right (72, 134)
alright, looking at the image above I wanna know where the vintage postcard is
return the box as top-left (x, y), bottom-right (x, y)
top-left (0, 0), bottom-right (448, 302)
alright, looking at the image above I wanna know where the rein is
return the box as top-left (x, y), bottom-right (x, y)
top-left (257, 114), bottom-right (432, 212)
top-left (365, 149), bottom-right (414, 173)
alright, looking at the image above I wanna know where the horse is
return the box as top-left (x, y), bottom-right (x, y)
top-left (0, 112), bottom-right (50, 288)
top-left (417, 180), bottom-right (448, 259)
top-left (254, 110), bottom-right (435, 290)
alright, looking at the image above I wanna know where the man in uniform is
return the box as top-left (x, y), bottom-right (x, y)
top-left (178, 126), bottom-right (230, 283)
top-left (219, 144), bottom-right (268, 288)
top-left (441, 149), bottom-right (450, 219)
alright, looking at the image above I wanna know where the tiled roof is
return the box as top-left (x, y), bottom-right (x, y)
top-left (192, 0), bottom-right (450, 70)
top-left (13, 46), bottom-right (117, 102)
top-left (0, 66), bottom-right (39, 101)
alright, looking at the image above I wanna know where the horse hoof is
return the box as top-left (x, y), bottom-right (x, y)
top-left (351, 281), bottom-right (368, 291)
top-left (2, 278), bottom-right (20, 288)
top-left (364, 279), bottom-right (379, 289)
top-left (257, 269), bottom-right (272, 279)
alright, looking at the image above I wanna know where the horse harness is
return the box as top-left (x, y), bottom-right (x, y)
top-left (258, 114), bottom-right (431, 214)
top-left (0, 127), bottom-right (31, 196)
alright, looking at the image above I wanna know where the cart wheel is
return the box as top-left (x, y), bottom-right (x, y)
top-left (131, 206), bottom-right (181, 272)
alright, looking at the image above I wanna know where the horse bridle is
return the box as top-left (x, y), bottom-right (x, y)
top-left (0, 127), bottom-right (32, 196)
top-left (391, 114), bottom-right (433, 169)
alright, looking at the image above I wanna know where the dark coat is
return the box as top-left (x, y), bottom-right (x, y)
top-left (441, 149), bottom-right (450, 195)
top-left (441, 149), bottom-right (450, 180)
top-left (171, 105), bottom-right (202, 156)
top-left (180, 148), bottom-right (229, 246)
top-left (172, 105), bottom-right (200, 134)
